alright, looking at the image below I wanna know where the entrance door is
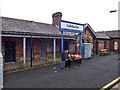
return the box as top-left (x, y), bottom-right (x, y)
top-left (5, 41), bottom-right (15, 62)
top-left (104, 41), bottom-right (107, 49)
top-left (95, 41), bottom-right (98, 55)
top-left (40, 42), bottom-right (47, 59)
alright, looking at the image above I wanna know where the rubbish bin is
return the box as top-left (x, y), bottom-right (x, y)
top-left (61, 50), bottom-right (68, 61)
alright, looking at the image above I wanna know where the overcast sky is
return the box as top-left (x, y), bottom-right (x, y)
top-left (1, 0), bottom-right (119, 31)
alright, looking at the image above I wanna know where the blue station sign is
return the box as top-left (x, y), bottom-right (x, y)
top-left (59, 20), bottom-right (84, 33)
top-left (59, 20), bottom-right (84, 69)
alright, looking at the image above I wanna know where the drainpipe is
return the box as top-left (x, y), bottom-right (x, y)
top-left (30, 34), bottom-right (33, 67)
top-left (23, 37), bottom-right (26, 64)
top-left (53, 38), bottom-right (56, 62)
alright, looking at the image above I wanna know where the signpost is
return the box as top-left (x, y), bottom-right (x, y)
top-left (59, 20), bottom-right (84, 68)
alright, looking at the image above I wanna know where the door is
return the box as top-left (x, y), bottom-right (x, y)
top-left (95, 41), bottom-right (98, 55)
top-left (5, 41), bottom-right (15, 62)
top-left (26, 39), bottom-right (33, 59)
top-left (40, 42), bottom-right (47, 59)
top-left (104, 41), bottom-right (107, 49)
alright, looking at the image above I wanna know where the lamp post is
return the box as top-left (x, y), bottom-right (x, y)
top-left (110, 8), bottom-right (120, 61)
top-left (110, 9), bottom-right (120, 13)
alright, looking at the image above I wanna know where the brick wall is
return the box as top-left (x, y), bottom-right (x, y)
top-left (15, 38), bottom-right (23, 63)
top-left (2, 37), bottom-right (23, 65)
top-left (77, 29), bottom-right (95, 54)
top-left (33, 38), bottom-right (40, 60)
top-left (110, 38), bottom-right (120, 52)
top-left (76, 28), bottom-right (120, 55)
top-left (68, 40), bottom-right (75, 54)
top-left (96, 39), bottom-right (110, 54)
top-left (2, 37), bottom-right (75, 66)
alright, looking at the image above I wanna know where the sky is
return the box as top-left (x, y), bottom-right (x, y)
top-left (1, 0), bottom-right (119, 32)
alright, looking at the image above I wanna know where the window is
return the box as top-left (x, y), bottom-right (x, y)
top-left (26, 39), bottom-right (34, 59)
top-left (40, 42), bottom-right (47, 59)
top-left (114, 41), bottom-right (118, 50)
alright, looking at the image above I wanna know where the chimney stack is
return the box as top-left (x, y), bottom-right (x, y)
top-left (52, 12), bottom-right (62, 26)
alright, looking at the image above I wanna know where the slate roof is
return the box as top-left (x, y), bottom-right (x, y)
top-left (95, 32), bottom-right (110, 39)
top-left (104, 30), bottom-right (120, 38)
top-left (96, 30), bottom-right (120, 39)
top-left (2, 17), bottom-right (74, 38)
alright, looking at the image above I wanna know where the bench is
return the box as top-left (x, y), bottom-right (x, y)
top-left (100, 49), bottom-right (107, 55)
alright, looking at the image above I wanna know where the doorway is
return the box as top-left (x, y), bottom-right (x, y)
top-left (104, 41), bottom-right (107, 49)
top-left (95, 41), bottom-right (98, 55)
top-left (5, 41), bottom-right (15, 62)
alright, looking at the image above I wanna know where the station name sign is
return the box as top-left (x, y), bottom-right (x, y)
top-left (59, 20), bottom-right (84, 33)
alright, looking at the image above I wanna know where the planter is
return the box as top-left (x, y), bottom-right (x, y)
top-left (65, 59), bottom-right (81, 68)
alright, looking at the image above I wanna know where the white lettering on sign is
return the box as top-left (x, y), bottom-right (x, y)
top-left (61, 21), bottom-right (83, 32)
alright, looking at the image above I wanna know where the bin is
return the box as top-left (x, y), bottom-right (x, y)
top-left (61, 50), bottom-right (68, 61)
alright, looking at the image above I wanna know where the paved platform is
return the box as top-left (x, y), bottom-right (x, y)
top-left (3, 54), bottom-right (118, 88)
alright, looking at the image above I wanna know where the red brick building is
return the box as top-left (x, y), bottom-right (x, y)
top-left (77, 28), bottom-right (120, 55)
top-left (77, 23), bottom-right (97, 55)
top-left (96, 30), bottom-right (120, 53)
top-left (2, 12), bottom-right (76, 71)
top-left (1, 12), bottom-right (120, 71)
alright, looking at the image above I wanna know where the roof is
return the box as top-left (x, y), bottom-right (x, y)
top-left (84, 23), bottom-right (97, 37)
top-left (104, 30), bottom-right (120, 38)
top-left (2, 17), bottom-right (74, 38)
top-left (96, 30), bottom-right (120, 39)
top-left (95, 32), bottom-right (110, 39)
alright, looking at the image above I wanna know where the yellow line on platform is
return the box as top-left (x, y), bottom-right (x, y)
top-left (100, 76), bottom-right (120, 90)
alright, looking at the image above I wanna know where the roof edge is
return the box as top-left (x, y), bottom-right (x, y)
top-left (1, 16), bottom-right (52, 26)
